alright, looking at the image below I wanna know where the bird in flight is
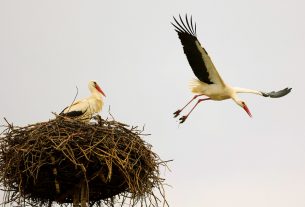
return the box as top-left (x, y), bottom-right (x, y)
top-left (171, 14), bottom-right (291, 123)
top-left (60, 80), bottom-right (106, 123)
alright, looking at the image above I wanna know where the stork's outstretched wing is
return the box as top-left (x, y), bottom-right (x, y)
top-left (172, 14), bottom-right (225, 85)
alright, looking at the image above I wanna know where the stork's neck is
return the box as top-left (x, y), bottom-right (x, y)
top-left (91, 90), bottom-right (103, 99)
top-left (233, 87), bottom-right (262, 96)
top-left (231, 93), bottom-right (241, 104)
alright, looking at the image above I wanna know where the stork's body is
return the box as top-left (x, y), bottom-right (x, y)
top-left (172, 15), bottom-right (291, 123)
top-left (60, 81), bottom-right (106, 123)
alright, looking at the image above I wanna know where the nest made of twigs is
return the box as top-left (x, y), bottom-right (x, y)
top-left (0, 115), bottom-right (168, 207)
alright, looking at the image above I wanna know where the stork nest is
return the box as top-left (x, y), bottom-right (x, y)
top-left (0, 115), bottom-right (168, 207)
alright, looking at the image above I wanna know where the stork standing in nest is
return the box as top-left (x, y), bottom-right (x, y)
top-left (60, 80), bottom-right (106, 123)
top-left (171, 15), bottom-right (292, 123)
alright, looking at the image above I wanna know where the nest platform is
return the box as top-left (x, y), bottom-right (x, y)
top-left (0, 116), bottom-right (167, 207)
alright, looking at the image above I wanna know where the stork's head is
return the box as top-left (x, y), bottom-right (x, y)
top-left (88, 80), bottom-right (106, 97)
top-left (237, 100), bottom-right (252, 117)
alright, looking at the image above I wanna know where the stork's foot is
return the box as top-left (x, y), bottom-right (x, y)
top-left (179, 115), bottom-right (188, 124)
top-left (173, 110), bottom-right (181, 118)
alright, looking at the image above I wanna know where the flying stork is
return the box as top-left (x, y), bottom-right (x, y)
top-left (171, 14), bottom-right (292, 123)
top-left (60, 80), bottom-right (106, 123)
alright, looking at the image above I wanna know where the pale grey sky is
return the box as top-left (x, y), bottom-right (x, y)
top-left (0, 0), bottom-right (305, 206)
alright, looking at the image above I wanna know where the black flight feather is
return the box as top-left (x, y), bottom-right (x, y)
top-left (172, 14), bottom-right (214, 84)
top-left (59, 107), bottom-right (87, 117)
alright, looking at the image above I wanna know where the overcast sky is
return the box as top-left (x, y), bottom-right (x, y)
top-left (0, 0), bottom-right (305, 206)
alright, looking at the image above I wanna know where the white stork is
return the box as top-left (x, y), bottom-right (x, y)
top-left (60, 80), bottom-right (106, 122)
top-left (172, 15), bottom-right (292, 123)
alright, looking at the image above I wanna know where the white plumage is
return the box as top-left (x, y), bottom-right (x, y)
top-left (60, 81), bottom-right (106, 123)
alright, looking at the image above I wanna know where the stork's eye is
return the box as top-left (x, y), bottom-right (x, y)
top-left (93, 81), bottom-right (97, 85)
top-left (241, 101), bottom-right (245, 105)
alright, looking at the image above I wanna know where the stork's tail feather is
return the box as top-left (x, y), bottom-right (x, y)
top-left (189, 79), bottom-right (208, 94)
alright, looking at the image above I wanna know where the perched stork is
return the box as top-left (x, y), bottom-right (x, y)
top-left (60, 80), bottom-right (106, 122)
top-left (171, 15), bottom-right (292, 123)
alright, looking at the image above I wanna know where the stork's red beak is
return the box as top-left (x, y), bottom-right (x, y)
top-left (243, 104), bottom-right (252, 117)
top-left (95, 85), bottom-right (106, 97)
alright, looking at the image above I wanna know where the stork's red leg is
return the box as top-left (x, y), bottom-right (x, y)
top-left (173, 94), bottom-right (205, 118)
top-left (179, 98), bottom-right (211, 123)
